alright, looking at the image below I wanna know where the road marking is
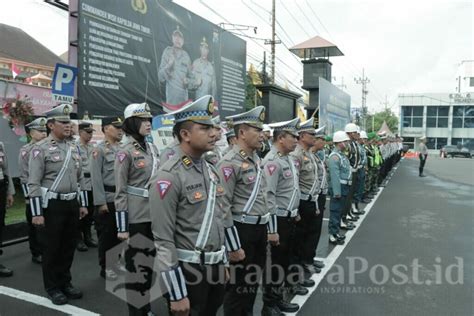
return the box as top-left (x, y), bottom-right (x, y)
top-left (287, 175), bottom-right (392, 315)
top-left (322, 218), bottom-right (329, 222)
top-left (0, 286), bottom-right (100, 316)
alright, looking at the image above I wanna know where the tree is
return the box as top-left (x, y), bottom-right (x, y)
top-left (365, 108), bottom-right (399, 134)
top-left (244, 64), bottom-right (263, 111)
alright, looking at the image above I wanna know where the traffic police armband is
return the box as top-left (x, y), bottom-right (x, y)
top-left (267, 214), bottom-right (278, 234)
top-left (115, 211), bottom-right (129, 232)
top-left (224, 225), bottom-right (242, 252)
top-left (161, 265), bottom-right (188, 301)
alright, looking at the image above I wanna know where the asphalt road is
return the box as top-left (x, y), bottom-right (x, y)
top-left (0, 156), bottom-right (472, 315)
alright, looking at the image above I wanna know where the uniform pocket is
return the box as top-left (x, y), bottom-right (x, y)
top-left (186, 190), bottom-right (208, 204)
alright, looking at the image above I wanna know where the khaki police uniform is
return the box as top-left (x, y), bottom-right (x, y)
top-left (18, 118), bottom-right (47, 260)
top-left (90, 117), bottom-right (123, 275)
top-left (0, 141), bottom-right (15, 274)
top-left (261, 118), bottom-right (301, 311)
top-left (114, 102), bottom-right (159, 315)
top-left (192, 38), bottom-right (217, 99)
top-left (27, 104), bottom-right (88, 295)
top-left (151, 95), bottom-right (227, 314)
top-left (290, 118), bottom-right (321, 268)
top-left (217, 106), bottom-right (270, 315)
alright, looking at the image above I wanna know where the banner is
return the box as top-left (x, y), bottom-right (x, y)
top-left (318, 77), bottom-right (351, 136)
top-left (77, 0), bottom-right (246, 118)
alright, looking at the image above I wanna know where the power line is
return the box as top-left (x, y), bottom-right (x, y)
top-left (278, 0), bottom-right (312, 38)
top-left (294, 0), bottom-right (320, 35)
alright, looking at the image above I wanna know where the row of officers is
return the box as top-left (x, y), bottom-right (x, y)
top-left (0, 96), bottom-right (402, 316)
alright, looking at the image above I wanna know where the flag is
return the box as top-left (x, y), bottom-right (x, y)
top-left (11, 63), bottom-right (20, 79)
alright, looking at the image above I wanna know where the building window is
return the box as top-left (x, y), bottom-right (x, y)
top-left (470, 77), bottom-right (474, 87)
top-left (402, 106), bottom-right (424, 127)
top-left (403, 137), bottom-right (415, 149)
top-left (426, 106), bottom-right (449, 128)
top-left (453, 106), bottom-right (474, 128)
top-left (427, 137), bottom-right (447, 150)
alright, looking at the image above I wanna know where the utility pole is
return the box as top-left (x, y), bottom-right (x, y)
top-left (381, 95), bottom-right (389, 111)
top-left (264, 0), bottom-right (281, 84)
top-left (354, 68), bottom-right (370, 129)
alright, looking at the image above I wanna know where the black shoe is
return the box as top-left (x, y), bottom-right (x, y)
top-left (329, 234), bottom-right (345, 245)
top-left (303, 264), bottom-right (321, 274)
top-left (76, 241), bottom-right (88, 252)
top-left (313, 260), bottom-right (325, 269)
top-left (340, 223), bottom-right (355, 230)
top-left (290, 284), bottom-right (309, 296)
top-left (336, 234), bottom-right (346, 240)
top-left (362, 198), bottom-right (371, 204)
top-left (48, 290), bottom-right (68, 305)
top-left (261, 305), bottom-right (284, 316)
top-left (300, 278), bottom-right (315, 288)
top-left (347, 215), bottom-right (359, 222)
top-left (276, 300), bottom-right (300, 313)
top-left (32, 255), bottom-right (42, 264)
top-left (0, 264), bottom-right (13, 277)
top-left (62, 284), bottom-right (83, 299)
top-left (84, 238), bottom-right (98, 248)
top-left (419, 174), bottom-right (426, 177)
top-left (353, 210), bottom-right (366, 215)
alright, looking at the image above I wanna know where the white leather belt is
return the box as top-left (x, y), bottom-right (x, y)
top-left (340, 180), bottom-right (352, 185)
top-left (49, 191), bottom-right (77, 201)
top-left (127, 185), bottom-right (149, 198)
top-left (176, 246), bottom-right (225, 265)
top-left (276, 208), bottom-right (298, 218)
top-left (233, 212), bottom-right (270, 225)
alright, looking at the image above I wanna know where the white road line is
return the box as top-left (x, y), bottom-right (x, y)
top-left (0, 286), bottom-right (100, 316)
top-left (287, 181), bottom-right (389, 315)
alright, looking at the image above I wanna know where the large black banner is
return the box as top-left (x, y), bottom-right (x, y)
top-left (77, 0), bottom-right (246, 118)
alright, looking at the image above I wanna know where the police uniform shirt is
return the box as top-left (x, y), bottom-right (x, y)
top-left (150, 146), bottom-right (227, 300)
top-left (27, 136), bottom-right (86, 216)
top-left (291, 144), bottom-right (320, 200)
top-left (114, 136), bottom-right (160, 230)
top-left (158, 46), bottom-right (193, 105)
top-left (203, 146), bottom-right (222, 165)
top-left (347, 140), bottom-right (361, 169)
top-left (192, 58), bottom-right (217, 99)
top-left (359, 143), bottom-right (367, 167)
top-left (0, 142), bottom-right (15, 196)
top-left (91, 141), bottom-right (120, 206)
top-left (19, 142), bottom-right (34, 196)
top-left (77, 140), bottom-right (94, 191)
top-left (263, 147), bottom-right (300, 217)
top-left (328, 147), bottom-right (352, 197)
top-left (314, 150), bottom-right (329, 195)
top-left (217, 145), bottom-right (269, 250)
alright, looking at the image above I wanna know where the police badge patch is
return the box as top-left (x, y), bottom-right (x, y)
top-left (267, 164), bottom-right (277, 176)
top-left (157, 180), bottom-right (171, 199)
top-left (222, 166), bottom-right (234, 182)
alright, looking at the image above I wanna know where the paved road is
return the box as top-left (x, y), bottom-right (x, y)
top-left (0, 157), bottom-right (472, 315)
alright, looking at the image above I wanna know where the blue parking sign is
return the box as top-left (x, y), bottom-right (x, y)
top-left (51, 63), bottom-right (77, 97)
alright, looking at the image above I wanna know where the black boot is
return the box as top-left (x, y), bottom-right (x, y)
top-left (83, 227), bottom-right (98, 248)
top-left (0, 264), bottom-right (13, 277)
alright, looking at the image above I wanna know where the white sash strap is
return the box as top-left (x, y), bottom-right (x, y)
top-left (242, 162), bottom-right (263, 214)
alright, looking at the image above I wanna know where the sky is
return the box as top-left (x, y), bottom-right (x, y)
top-left (0, 0), bottom-right (472, 114)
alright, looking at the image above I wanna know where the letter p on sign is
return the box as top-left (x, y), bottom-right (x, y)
top-left (52, 63), bottom-right (77, 98)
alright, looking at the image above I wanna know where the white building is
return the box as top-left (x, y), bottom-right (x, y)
top-left (398, 93), bottom-right (474, 151)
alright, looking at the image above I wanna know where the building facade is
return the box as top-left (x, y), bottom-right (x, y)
top-left (399, 93), bottom-right (474, 151)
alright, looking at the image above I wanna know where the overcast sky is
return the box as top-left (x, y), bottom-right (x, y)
top-left (0, 0), bottom-right (471, 113)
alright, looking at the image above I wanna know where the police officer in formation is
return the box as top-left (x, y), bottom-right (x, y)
top-left (290, 117), bottom-right (321, 282)
top-left (18, 118), bottom-right (47, 265)
top-left (76, 122), bottom-right (98, 251)
top-left (203, 116), bottom-right (223, 165)
top-left (217, 106), bottom-right (270, 316)
top-left (28, 104), bottom-right (89, 305)
top-left (90, 117), bottom-right (123, 280)
top-left (0, 140), bottom-right (15, 277)
top-left (150, 95), bottom-right (227, 316)
top-left (327, 131), bottom-right (352, 245)
top-left (261, 118), bottom-right (301, 315)
top-left (114, 102), bottom-right (159, 315)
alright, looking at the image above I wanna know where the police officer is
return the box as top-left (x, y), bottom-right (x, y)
top-left (0, 140), bottom-right (15, 277)
top-left (19, 117), bottom-right (47, 264)
top-left (28, 104), bottom-right (88, 305)
top-left (91, 117), bottom-right (123, 280)
top-left (217, 106), bottom-right (270, 316)
top-left (192, 37), bottom-right (217, 99)
top-left (160, 138), bottom-right (180, 164)
top-left (204, 116), bottom-right (223, 165)
top-left (312, 126), bottom-right (328, 269)
top-left (258, 124), bottom-right (272, 158)
top-left (328, 131), bottom-right (352, 245)
top-left (76, 122), bottom-right (98, 251)
top-left (151, 95), bottom-right (227, 316)
top-left (222, 129), bottom-right (237, 156)
top-left (341, 123), bottom-right (360, 230)
top-left (114, 102), bottom-right (159, 315)
top-left (158, 26), bottom-right (193, 108)
top-left (418, 136), bottom-right (428, 177)
top-left (290, 117), bottom-right (321, 281)
top-left (262, 118), bottom-right (301, 315)
top-left (356, 131), bottom-right (371, 205)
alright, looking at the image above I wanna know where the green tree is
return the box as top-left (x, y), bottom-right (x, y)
top-left (244, 64), bottom-right (263, 111)
top-left (365, 108), bottom-right (399, 133)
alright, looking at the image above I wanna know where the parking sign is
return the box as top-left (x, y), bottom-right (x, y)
top-left (51, 63), bottom-right (77, 104)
